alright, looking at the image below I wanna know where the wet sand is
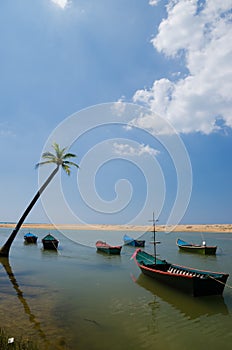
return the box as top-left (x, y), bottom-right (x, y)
top-left (0, 223), bottom-right (232, 232)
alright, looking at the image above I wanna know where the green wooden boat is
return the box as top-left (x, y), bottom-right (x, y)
top-left (42, 234), bottom-right (59, 250)
top-left (96, 240), bottom-right (122, 255)
top-left (176, 238), bottom-right (217, 255)
top-left (134, 249), bottom-right (229, 296)
top-left (133, 213), bottom-right (228, 296)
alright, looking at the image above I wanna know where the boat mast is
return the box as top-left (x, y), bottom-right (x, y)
top-left (151, 212), bottom-right (158, 264)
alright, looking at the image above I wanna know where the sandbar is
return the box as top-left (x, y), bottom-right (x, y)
top-left (0, 223), bottom-right (232, 233)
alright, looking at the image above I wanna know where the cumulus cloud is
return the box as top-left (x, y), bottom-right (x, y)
top-left (51, 0), bottom-right (70, 9)
top-left (133, 0), bottom-right (232, 134)
top-left (113, 142), bottom-right (160, 157)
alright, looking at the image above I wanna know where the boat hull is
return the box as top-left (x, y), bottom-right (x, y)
top-left (42, 241), bottom-right (59, 250)
top-left (123, 235), bottom-right (145, 247)
top-left (97, 247), bottom-right (122, 254)
top-left (139, 264), bottom-right (228, 296)
top-left (96, 241), bottom-right (122, 255)
top-left (176, 239), bottom-right (217, 255)
top-left (178, 245), bottom-right (217, 255)
top-left (24, 233), bottom-right (38, 244)
top-left (134, 250), bottom-right (229, 297)
top-left (42, 234), bottom-right (59, 250)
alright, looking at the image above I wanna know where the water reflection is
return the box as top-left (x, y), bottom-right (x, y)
top-left (136, 274), bottom-right (229, 319)
top-left (40, 248), bottom-right (59, 257)
top-left (96, 250), bottom-right (122, 258)
top-left (0, 257), bottom-right (49, 346)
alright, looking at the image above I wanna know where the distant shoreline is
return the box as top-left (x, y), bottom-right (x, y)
top-left (0, 223), bottom-right (232, 233)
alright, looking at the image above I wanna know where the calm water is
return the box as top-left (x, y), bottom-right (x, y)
top-left (0, 228), bottom-right (232, 350)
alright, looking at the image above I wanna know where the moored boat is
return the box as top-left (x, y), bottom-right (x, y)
top-left (133, 249), bottom-right (229, 297)
top-left (42, 234), bottom-right (59, 250)
top-left (123, 234), bottom-right (145, 247)
top-left (24, 232), bottom-right (38, 244)
top-left (96, 240), bottom-right (122, 255)
top-left (133, 213), bottom-right (229, 296)
top-left (176, 238), bottom-right (217, 255)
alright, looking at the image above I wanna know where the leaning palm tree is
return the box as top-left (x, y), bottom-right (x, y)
top-left (0, 143), bottom-right (79, 257)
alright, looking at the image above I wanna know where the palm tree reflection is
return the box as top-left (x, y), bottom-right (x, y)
top-left (0, 257), bottom-right (49, 345)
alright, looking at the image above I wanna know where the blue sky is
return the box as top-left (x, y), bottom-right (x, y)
top-left (0, 0), bottom-right (232, 227)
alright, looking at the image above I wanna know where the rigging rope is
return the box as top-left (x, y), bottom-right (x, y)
top-left (208, 275), bottom-right (232, 290)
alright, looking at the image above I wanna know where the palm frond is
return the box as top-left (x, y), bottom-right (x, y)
top-left (52, 143), bottom-right (67, 158)
top-left (63, 153), bottom-right (77, 159)
top-left (52, 142), bottom-right (60, 152)
top-left (52, 143), bottom-right (60, 156)
top-left (62, 164), bottom-right (71, 175)
top-left (35, 160), bottom-right (59, 169)
top-left (41, 152), bottom-right (57, 159)
top-left (63, 161), bottom-right (79, 168)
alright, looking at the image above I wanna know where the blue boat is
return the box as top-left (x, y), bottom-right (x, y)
top-left (24, 232), bottom-right (38, 244)
top-left (123, 234), bottom-right (145, 247)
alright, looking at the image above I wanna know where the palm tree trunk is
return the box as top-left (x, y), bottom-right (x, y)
top-left (0, 166), bottom-right (59, 257)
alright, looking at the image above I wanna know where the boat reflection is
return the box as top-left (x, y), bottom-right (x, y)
top-left (136, 273), bottom-right (229, 319)
top-left (0, 257), bottom-right (49, 346)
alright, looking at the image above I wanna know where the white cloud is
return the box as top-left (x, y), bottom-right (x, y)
top-left (149, 0), bottom-right (160, 6)
top-left (111, 99), bottom-right (127, 117)
top-left (51, 0), bottom-right (70, 9)
top-left (113, 142), bottom-right (159, 157)
top-left (133, 0), bottom-right (232, 134)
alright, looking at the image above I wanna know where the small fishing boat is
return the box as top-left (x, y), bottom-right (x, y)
top-left (176, 238), bottom-right (217, 255)
top-left (133, 213), bottom-right (229, 296)
top-left (123, 234), bottom-right (145, 247)
top-left (133, 249), bottom-right (229, 297)
top-left (24, 232), bottom-right (38, 244)
top-left (96, 241), bottom-right (122, 255)
top-left (42, 234), bottom-right (59, 250)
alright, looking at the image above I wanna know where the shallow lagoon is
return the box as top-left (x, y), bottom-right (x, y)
top-left (0, 228), bottom-right (232, 349)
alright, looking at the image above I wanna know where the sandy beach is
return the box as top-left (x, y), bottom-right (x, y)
top-left (0, 223), bottom-right (232, 233)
